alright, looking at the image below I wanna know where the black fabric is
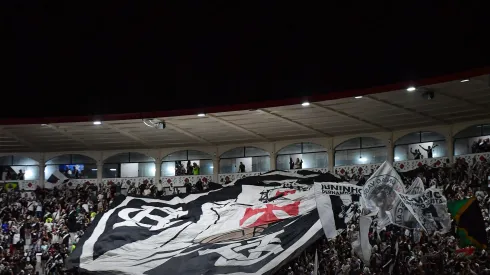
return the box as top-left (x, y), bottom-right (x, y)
top-left (458, 199), bottom-right (488, 248)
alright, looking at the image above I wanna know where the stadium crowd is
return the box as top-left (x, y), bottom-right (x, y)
top-left (277, 156), bottom-right (490, 275)
top-left (0, 156), bottom-right (487, 274)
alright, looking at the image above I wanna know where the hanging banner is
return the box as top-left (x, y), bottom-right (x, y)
top-left (314, 182), bottom-right (360, 239)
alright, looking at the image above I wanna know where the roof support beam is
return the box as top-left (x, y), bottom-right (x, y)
top-left (165, 122), bottom-right (214, 145)
top-left (310, 103), bottom-right (392, 132)
top-left (256, 109), bottom-right (331, 137)
top-left (45, 124), bottom-right (93, 149)
top-left (104, 123), bottom-right (154, 148)
top-left (0, 128), bottom-right (38, 150)
top-left (206, 114), bottom-right (270, 141)
top-left (364, 95), bottom-right (450, 124)
top-left (436, 89), bottom-right (490, 112)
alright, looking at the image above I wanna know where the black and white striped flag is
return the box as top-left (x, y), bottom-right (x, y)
top-left (314, 182), bottom-right (361, 239)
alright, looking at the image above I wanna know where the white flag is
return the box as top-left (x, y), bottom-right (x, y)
top-left (359, 216), bottom-right (372, 265)
top-left (395, 187), bottom-right (451, 233)
top-left (362, 161), bottom-right (405, 227)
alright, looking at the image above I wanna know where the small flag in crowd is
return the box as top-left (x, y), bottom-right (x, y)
top-left (47, 170), bottom-right (69, 184)
top-left (448, 197), bottom-right (488, 248)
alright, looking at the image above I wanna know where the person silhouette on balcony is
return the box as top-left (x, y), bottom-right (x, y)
top-left (192, 163), bottom-right (200, 175)
top-left (17, 170), bottom-right (24, 180)
top-left (289, 158), bottom-right (294, 170)
top-left (239, 162), bottom-right (245, 173)
top-left (419, 144), bottom-right (438, 158)
top-left (294, 158), bottom-right (303, 169)
top-left (410, 148), bottom-right (422, 160)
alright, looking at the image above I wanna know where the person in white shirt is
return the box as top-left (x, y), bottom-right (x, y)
top-left (156, 180), bottom-right (163, 197)
top-left (35, 202), bottom-right (42, 218)
top-left (1, 168), bottom-right (7, 181)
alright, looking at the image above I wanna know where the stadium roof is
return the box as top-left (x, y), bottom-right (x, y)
top-left (1, 71), bottom-right (489, 153)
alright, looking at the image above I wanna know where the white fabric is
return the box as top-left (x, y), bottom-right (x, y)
top-left (362, 161), bottom-right (405, 227)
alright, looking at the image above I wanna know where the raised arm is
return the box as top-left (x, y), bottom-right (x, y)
top-left (419, 144), bottom-right (428, 151)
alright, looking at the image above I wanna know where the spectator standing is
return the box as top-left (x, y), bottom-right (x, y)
top-left (192, 163), bottom-right (200, 175)
top-left (184, 181), bottom-right (192, 194)
top-left (17, 170), bottom-right (24, 180)
top-left (419, 144), bottom-right (439, 158)
top-left (289, 158), bottom-right (294, 170)
top-left (294, 158), bottom-right (303, 169)
top-left (239, 162), bottom-right (245, 173)
top-left (1, 168), bottom-right (6, 181)
top-left (186, 161), bottom-right (192, 175)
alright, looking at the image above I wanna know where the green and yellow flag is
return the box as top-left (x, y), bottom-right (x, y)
top-left (3, 182), bottom-right (18, 192)
top-left (447, 197), bottom-right (488, 248)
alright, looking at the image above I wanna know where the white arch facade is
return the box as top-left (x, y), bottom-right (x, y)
top-left (7, 118), bottom-right (490, 189)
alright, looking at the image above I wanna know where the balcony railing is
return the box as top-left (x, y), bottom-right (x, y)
top-left (26, 152), bottom-right (490, 189)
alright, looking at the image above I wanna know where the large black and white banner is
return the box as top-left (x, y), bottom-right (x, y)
top-left (395, 187), bottom-right (451, 233)
top-left (69, 171), bottom-right (326, 275)
top-left (313, 182), bottom-right (361, 239)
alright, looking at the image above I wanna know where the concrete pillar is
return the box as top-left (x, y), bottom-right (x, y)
top-left (213, 157), bottom-right (219, 182)
top-left (97, 162), bottom-right (103, 183)
top-left (155, 158), bottom-right (161, 183)
top-left (387, 135), bottom-right (394, 164)
top-left (328, 150), bottom-right (334, 172)
top-left (270, 153), bottom-right (276, 170)
top-left (39, 164), bottom-right (45, 188)
top-left (446, 134), bottom-right (454, 163)
top-left (328, 139), bottom-right (334, 172)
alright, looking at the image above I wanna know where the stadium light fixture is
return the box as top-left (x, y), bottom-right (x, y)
top-left (461, 79), bottom-right (469, 83)
top-left (406, 86), bottom-right (416, 92)
top-left (355, 96), bottom-right (363, 99)
top-left (197, 113), bottom-right (206, 117)
top-left (301, 102), bottom-right (310, 107)
top-left (93, 121), bottom-right (102, 125)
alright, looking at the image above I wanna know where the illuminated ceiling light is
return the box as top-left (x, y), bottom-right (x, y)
top-left (197, 113), bottom-right (206, 117)
top-left (460, 79), bottom-right (469, 83)
top-left (359, 156), bottom-right (367, 162)
top-left (93, 121), bottom-right (102, 125)
top-left (110, 168), bottom-right (117, 171)
top-left (406, 86), bottom-right (416, 92)
top-left (355, 96), bottom-right (363, 99)
top-left (301, 102), bottom-right (310, 107)
top-left (394, 156), bottom-right (400, 160)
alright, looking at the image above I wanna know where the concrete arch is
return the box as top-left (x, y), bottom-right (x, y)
top-left (161, 149), bottom-right (213, 161)
top-left (161, 147), bottom-right (217, 160)
top-left (0, 153), bottom-right (42, 164)
top-left (44, 151), bottom-right (100, 164)
top-left (452, 119), bottom-right (490, 138)
top-left (394, 130), bottom-right (447, 145)
top-left (103, 151), bottom-right (156, 163)
top-left (219, 146), bottom-right (270, 158)
top-left (333, 133), bottom-right (390, 149)
top-left (276, 141), bottom-right (328, 155)
top-left (393, 125), bottom-right (451, 143)
top-left (334, 135), bottom-right (388, 150)
top-left (45, 153), bottom-right (97, 165)
top-left (218, 144), bottom-right (272, 157)
top-left (453, 122), bottom-right (490, 138)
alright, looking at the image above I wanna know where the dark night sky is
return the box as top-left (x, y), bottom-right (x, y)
top-left (1, 2), bottom-right (490, 121)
